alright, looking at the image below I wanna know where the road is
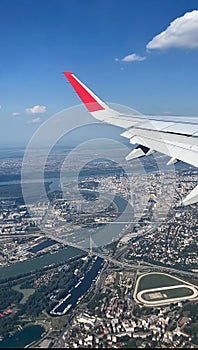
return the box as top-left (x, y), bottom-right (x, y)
top-left (43, 229), bottom-right (198, 278)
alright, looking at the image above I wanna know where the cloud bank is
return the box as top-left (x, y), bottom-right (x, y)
top-left (28, 117), bottom-right (41, 124)
top-left (26, 105), bottom-right (47, 114)
top-left (147, 10), bottom-right (198, 50)
top-left (118, 53), bottom-right (146, 62)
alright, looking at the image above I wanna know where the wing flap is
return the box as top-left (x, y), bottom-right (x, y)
top-left (128, 133), bottom-right (198, 168)
top-left (182, 185), bottom-right (198, 205)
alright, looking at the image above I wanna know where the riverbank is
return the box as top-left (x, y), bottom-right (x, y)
top-left (0, 246), bottom-right (84, 281)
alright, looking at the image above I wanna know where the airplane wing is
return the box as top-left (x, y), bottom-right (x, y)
top-left (64, 72), bottom-right (198, 206)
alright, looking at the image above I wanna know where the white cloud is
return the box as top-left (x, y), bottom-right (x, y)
top-left (12, 112), bottom-right (20, 116)
top-left (26, 105), bottom-right (47, 114)
top-left (147, 10), bottom-right (198, 50)
top-left (28, 117), bottom-right (41, 124)
top-left (119, 53), bottom-right (146, 62)
top-left (0, 105), bottom-right (2, 109)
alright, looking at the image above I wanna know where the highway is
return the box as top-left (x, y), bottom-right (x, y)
top-left (43, 230), bottom-right (198, 278)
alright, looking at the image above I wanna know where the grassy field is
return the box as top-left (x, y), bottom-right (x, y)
top-left (142, 286), bottom-right (194, 301)
top-left (137, 273), bottom-right (183, 292)
top-left (12, 284), bottom-right (35, 304)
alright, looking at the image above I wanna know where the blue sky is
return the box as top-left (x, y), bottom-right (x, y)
top-left (1, 0), bottom-right (198, 146)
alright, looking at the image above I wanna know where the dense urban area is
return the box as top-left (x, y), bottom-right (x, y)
top-left (0, 148), bottom-right (197, 348)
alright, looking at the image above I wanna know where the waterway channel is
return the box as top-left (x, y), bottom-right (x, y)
top-left (51, 257), bottom-right (104, 315)
top-left (0, 246), bottom-right (84, 281)
top-left (0, 325), bottom-right (44, 348)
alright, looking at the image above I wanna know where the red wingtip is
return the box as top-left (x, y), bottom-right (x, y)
top-left (63, 72), bottom-right (105, 112)
top-left (63, 71), bottom-right (73, 78)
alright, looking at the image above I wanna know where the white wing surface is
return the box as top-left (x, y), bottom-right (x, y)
top-left (64, 72), bottom-right (198, 206)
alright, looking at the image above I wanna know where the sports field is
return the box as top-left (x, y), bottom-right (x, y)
top-left (137, 272), bottom-right (182, 292)
top-left (134, 272), bottom-right (198, 306)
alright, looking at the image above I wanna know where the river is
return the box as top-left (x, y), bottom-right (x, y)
top-left (0, 246), bottom-right (84, 281)
top-left (0, 192), bottom-right (132, 282)
top-left (0, 325), bottom-right (44, 348)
